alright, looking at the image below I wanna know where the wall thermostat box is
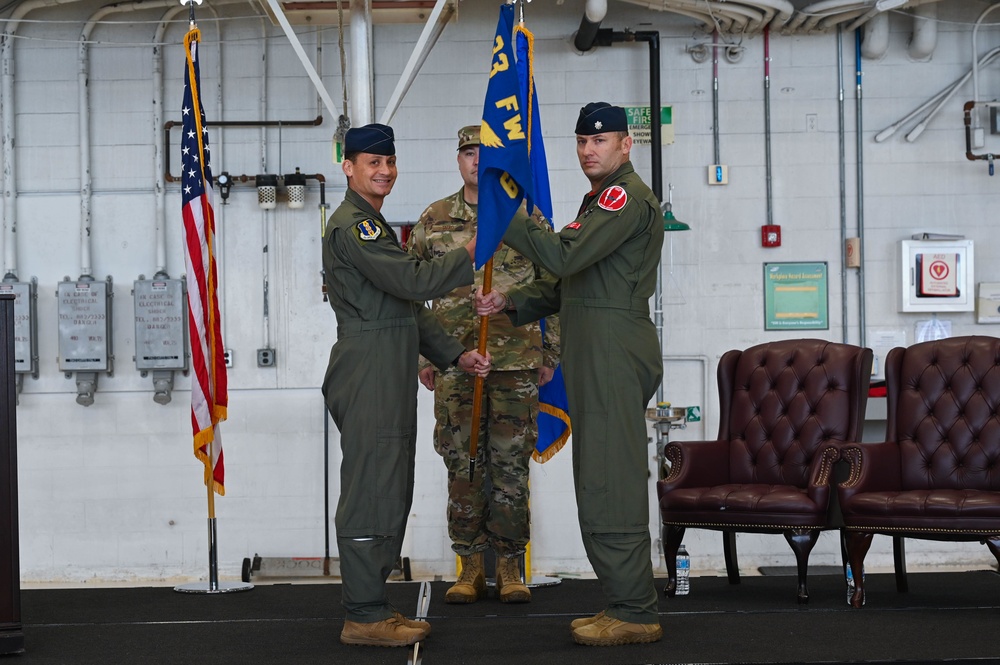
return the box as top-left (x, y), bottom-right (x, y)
top-left (898, 239), bottom-right (974, 313)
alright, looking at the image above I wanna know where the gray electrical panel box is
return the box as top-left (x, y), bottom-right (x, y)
top-left (57, 278), bottom-right (113, 373)
top-left (133, 278), bottom-right (188, 372)
top-left (0, 279), bottom-right (37, 377)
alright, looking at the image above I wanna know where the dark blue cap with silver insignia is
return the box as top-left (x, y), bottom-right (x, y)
top-left (344, 123), bottom-right (396, 155)
top-left (575, 102), bottom-right (628, 135)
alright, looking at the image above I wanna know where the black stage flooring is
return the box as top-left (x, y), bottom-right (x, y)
top-left (9, 570), bottom-right (1000, 664)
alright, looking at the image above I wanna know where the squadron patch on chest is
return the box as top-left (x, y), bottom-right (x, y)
top-left (598, 185), bottom-right (628, 211)
top-left (356, 219), bottom-right (382, 241)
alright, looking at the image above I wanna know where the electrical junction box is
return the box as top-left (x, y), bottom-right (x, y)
top-left (57, 277), bottom-right (113, 374)
top-left (0, 279), bottom-right (37, 377)
top-left (707, 164), bottom-right (728, 185)
top-left (898, 239), bottom-right (974, 313)
top-left (133, 278), bottom-right (188, 373)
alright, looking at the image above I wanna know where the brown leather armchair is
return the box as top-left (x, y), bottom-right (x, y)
top-left (839, 335), bottom-right (1000, 608)
top-left (657, 339), bottom-right (872, 603)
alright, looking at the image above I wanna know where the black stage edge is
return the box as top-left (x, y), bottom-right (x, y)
top-left (10, 570), bottom-right (1000, 664)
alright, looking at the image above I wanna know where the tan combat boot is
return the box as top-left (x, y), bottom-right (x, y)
top-left (444, 552), bottom-right (486, 604)
top-left (340, 616), bottom-right (425, 647)
top-left (570, 610), bottom-right (606, 629)
top-left (495, 554), bottom-right (531, 603)
top-left (570, 614), bottom-right (663, 646)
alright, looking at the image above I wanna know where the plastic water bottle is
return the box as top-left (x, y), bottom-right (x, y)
top-left (845, 564), bottom-right (865, 605)
top-left (676, 544), bottom-right (690, 596)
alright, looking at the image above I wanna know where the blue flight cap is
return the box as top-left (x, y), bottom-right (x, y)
top-left (344, 123), bottom-right (395, 155)
top-left (575, 102), bottom-right (628, 135)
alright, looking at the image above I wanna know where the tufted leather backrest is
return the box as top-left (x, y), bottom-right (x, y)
top-left (720, 339), bottom-right (871, 487)
top-left (885, 335), bottom-right (1000, 492)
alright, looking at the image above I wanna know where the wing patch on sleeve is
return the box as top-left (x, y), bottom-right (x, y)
top-left (355, 219), bottom-right (382, 242)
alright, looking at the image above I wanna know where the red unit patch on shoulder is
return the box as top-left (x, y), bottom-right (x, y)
top-left (597, 185), bottom-right (628, 211)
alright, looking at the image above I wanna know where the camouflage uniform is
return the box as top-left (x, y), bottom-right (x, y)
top-left (407, 191), bottom-right (559, 557)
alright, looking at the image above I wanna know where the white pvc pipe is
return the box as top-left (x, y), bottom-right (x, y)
top-left (908, 2), bottom-right (938, 61)
top-left (859, 12), bottom-right (889, 60)
top-left (350, 0), bottom-right (374, 126)
top-left (585, 0), bottom-right (607, 24)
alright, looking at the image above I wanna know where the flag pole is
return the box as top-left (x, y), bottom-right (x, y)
top-left (468, 258), bottom-right (494, 480)
top-left (174, 0), bottom-right (250, 594)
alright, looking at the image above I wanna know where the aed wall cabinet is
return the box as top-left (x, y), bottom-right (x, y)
top-left (898, 239), bottom-right (974, 313)
top-left (133, 278), bottom-right (188, 373)
top-left (57, 277), bottom-right (113, 373)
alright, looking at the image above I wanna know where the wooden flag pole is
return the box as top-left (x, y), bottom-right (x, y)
top-left (468, 257), bottom-right (494, 481)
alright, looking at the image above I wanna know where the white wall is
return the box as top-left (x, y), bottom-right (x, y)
top-left (6, 0), bottom-right (1000, 583)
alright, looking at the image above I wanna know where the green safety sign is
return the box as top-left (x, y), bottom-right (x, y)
top-left (623, 105), bottom-right (674, 145)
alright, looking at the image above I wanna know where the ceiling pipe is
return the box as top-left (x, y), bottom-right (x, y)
top-left (859, 11), bottom-right (889, 60)
top-left (350, 0), bottom-right (374, 125)
top-left (573, 0), bottom-right (607, 53)
top-left (908, 2), bottom-right (938, 62)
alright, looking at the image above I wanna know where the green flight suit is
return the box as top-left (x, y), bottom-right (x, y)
top-left (322, 188), bottom-right (473, 623)
top-left (503, 161), bottom-right (664, 624)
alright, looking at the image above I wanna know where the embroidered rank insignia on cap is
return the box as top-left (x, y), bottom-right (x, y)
top-left (598, 185), bottom-right (628, 212)
top-left (356, 219), bottom-right (382, 241)
top-left (566, 222), bottom-right (582, 230)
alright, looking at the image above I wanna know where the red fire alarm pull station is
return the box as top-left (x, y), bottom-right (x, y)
top-left (761, 224), bottom-right (781, 247)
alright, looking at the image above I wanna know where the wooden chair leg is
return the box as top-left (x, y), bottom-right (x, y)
top-left (662, 524), bottom-right (684, 597)
top-left (892, 536), bottom-right (908, 593)
top-left (784, 528), bottom-right (819, 604)
top-left (722, 530), bottom-right (740, 585)
top-left (845, 530), bottom-right (873, 608)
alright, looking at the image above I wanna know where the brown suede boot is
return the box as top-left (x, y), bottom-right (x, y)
top-left (570, 610), bottom-right (606, 629)
top-left (392, 611), bottom-right (431, 638)
top-left (570, 614), bottom-right (663, 646)
top-left (340, 616), bottom-right (425, 647)
top-left (445, 552), bottom-right (486, 604)
top-left (495, 554), bottom-right (531, 603)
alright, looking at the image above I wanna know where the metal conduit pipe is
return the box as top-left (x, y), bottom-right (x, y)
top-left (351, 0), bottom-right (374, 125)
top-left (854, 29), bottom-right (867, 348)
top-left (763, 27), bottom-right (773, 228)
top-left (1, 0), bottom-right (85, 277)
top-left (162, 117), bottom-right (324, 182)
top-left (784, 0), bottom-right (870, 34)
top-left (838, 27), bottom-right (848, 343)
top-left (573, 0), bottom-right (607, 53)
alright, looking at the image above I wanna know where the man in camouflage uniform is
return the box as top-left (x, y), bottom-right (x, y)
top-left (406, 125), bottom-right (560, 605)
top-left (477, 103), bottom-right (664, 646)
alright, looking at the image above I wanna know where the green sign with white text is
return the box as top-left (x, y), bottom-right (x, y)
top-left (624, 106), bottom-right (674, 145)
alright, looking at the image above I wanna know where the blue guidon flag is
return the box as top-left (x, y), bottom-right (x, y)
top-left (477, 3), bottom-right (570, 462)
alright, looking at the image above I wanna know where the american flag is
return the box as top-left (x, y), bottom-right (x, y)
top-left (182, 27), bottom-right (227, 496)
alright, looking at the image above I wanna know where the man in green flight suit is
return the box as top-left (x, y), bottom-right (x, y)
top-left (406, 124), bottom-right (560, 605)
top-left (323, 123), bottom-right (491, 648)
top-left (477, 103), bottom-right (664, 646)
